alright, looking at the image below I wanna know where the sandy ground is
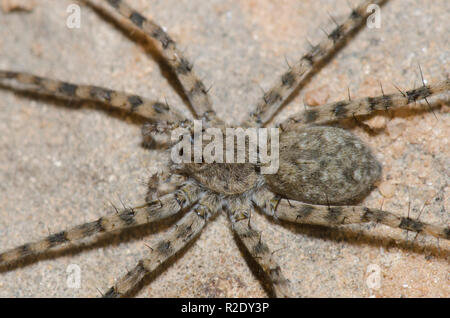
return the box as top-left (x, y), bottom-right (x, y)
top-left (0, 0), bottom-right (448, 297)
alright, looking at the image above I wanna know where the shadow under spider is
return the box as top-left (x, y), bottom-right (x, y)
top-left (262, 212), bottom-right (449, 260)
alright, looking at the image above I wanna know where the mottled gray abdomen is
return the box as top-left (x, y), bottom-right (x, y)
top-left (264, 126), bottom-right (381, 205)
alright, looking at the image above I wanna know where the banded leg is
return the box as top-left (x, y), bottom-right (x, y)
top-left (0, 183), bottom-right (200, 266)
top-left (103, 193), bottom-right (219, 297)
top-left (227, 201), bottom-right (292, 298)
top-left (280, 79), bottom-right (450, 130)
top-left (0, 70), bottom-right (187, 124)
top-left (257, 195), bottom-right (449, 240)
top-left (244, 0), bottom-right (387, 127)
top-left (95, 0), bottom-right (222, 126)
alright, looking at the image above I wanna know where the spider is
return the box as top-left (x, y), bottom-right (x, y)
top-left (3, 1), bottom-right (448, 295)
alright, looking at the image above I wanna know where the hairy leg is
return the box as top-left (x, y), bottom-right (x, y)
top-left (254, 191), bottom-right (449, 240)
top-left (0, 70), bottom-right (186, 124)
top-left (90, 0), bottom-right (222, 126)
top-left (244, 0), bottom-right (387, 127)
top-left (227, 200), bottom-right (292, 297)
top-left (0, 183), bottom-right (201, 266)
top-left (280, 79), bottom-right (450, 129)
top-left (103, 193), bottom-right (219, 297)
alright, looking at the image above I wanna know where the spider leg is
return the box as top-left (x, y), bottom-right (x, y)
top-left (226, 201), bottom-right (292, 298)
top-left (0, 70), bottom-right (187, 125)
top-left (255, 193), bottom-right (449, 240)
top-left (91, 0), bottom-right (222, 126)
top-left (243, 0), bottom-right (387, 127)
top-left (145, 170), bottom-right (187, 203)
top-left (0, 183), bottom-right (200, 267)
top-left (280, 79), bottom-right (449, 129)
top-left (103, 193), bottom-right (219, 297)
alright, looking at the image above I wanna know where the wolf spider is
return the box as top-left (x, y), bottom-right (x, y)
top-left (0, 0), bottom-right (448, 297)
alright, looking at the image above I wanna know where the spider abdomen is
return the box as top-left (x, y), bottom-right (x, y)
top-left (265, 126), bottom-right (381, 205)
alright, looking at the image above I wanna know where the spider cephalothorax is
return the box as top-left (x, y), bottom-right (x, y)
top-left (181, 162), bottom-right (260, 196)
top-left (0, 0), bottom-right (448, 298)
